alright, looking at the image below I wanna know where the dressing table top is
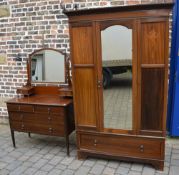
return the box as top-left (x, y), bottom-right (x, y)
top-left (7, 95), bottom-right (72, 107)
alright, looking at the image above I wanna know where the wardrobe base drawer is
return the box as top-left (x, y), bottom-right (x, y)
top-left (79, 132), bottom-right (164, 160)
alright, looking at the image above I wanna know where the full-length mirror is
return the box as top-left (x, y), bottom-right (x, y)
top-left (30, 49), bottom-right (66, 83)
top-left (101, 25), bottom-right (132, 130)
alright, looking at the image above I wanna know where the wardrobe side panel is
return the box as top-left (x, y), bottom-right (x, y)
top-left (140, 20), bottom-right (167, 132)
top-left (71, 25), bottom-right (97, 128)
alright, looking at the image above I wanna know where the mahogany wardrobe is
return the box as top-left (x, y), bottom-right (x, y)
top-left (64, 3), bottom-right (173, 170)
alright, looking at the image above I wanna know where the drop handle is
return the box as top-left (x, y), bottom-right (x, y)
top-left (140, 145), bottom-right (144, 152)
top-left (48, 128), bottom-right (53, 133)
top-left (94, 139), bottom-right (97, 146)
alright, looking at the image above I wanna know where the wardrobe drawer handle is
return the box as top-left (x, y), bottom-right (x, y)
top-left (48, 117), bottom-right (51, 121)
top-left (140, 145), bottom-right (144, 152)
top-left (94, 139), bottom-right (97, 146)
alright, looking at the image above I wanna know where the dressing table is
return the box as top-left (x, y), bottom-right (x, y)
top-left (6, 48), bottom-right (74, 155)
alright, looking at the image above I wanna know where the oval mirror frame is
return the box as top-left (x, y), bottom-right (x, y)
top-left (27, 48), bottom-right (70, 85)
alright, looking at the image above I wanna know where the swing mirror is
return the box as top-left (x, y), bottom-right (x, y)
top-left (29, 48), bottom-right (67, 84)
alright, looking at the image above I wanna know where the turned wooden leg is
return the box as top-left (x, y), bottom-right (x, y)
top-left (10, 130), bottom-right (16, 148)
top-left (28, 132), bottom-right (31, 138)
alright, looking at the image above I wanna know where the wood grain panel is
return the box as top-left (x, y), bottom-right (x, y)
top-left (73, 68), bottom-right (97, 127)
top-left (141, 21), bottom-right (165, 64)
top-left (35, 106), bottom-right (64, 115)
top-left (72, 26), bottom-right (94, 64)
top-left (7, 104), bottom-right (34, 112)
top-left (141, 68), bottom-right (164, 131)
top-left (9, 112), bottom-right (65, 124)
top-left (10, 121), bottom-right (65, 136)
top-left (79, 133), bottom-right (163, 159)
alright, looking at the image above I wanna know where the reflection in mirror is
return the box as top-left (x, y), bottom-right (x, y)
top-left (101, 25), bottom-right (132, 130)
top-left (31, 50), bottom-right (65, 83)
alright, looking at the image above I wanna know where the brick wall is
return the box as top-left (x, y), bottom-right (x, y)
top-left (0, 0), bottom-right (173, 124)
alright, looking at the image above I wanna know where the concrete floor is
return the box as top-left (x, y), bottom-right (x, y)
top-left (0, 125), bottom-right (179, 175)
top-left (104, 72), bottom-right (132, 130)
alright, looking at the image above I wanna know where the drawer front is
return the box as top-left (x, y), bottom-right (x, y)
top-left (9, 112), bottom-right (64, 125)
top-left (23, 113), bottom-right (64, 125)
top-left (7, 104), bottom-right (34, 113)
top-left (79, 133), bottom-right (163, 160)
top-left (10, 121), bottom-right (65, 136)
top-left (9, 112), bottom-right (23, 121)
top-left (7, 104), bottom-right (19, 111)
top-left (35, 106), bottom-right (65, 115)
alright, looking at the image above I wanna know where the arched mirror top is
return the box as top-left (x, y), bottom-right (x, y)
top-left (100, 20), bottom-right (133, 31)
top-left (101, 24), bottom-right (132, 63)
top-left (28, 48), bottom-right (69, 85)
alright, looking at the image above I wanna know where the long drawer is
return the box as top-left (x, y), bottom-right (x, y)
top-left (79, 133), bottom-right (164, 160)
top-left (10, 121), bottom-right (65, 136)
top-left (9, 112), bottom-right (65, 125)
top-left (7, 104), bottom-right (64, 116)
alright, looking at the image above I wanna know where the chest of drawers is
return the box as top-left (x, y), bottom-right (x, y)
top-left (6, 95), bottom-right (75, 155)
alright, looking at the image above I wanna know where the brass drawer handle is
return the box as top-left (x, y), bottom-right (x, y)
top-left (48, 117), bottom-right (51, 121)
top-left (94, 139), bottom-right (97, 146)
top-left (140, 145), bottom-right (144, 152)
top-left (48, 128), bottom-right (53, 133)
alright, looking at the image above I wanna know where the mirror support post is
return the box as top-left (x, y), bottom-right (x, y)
top-left (26, 59), bottom-right (31, 86)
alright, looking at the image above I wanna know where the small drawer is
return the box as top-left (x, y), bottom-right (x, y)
top-left (9, 112), bottom-right (23, 121)
top-left (7, 104), bottom-right (19, 112)
top-left (59, 90), bottom-right (73, 97)
top-left (79, 133), bottom-right (164, 160)
top-left (7, 104), bottom-right (34, 113)
top-left (35, 106), bottom-right (64, 115)
top-left (19, 105), bottom-right (34, 112)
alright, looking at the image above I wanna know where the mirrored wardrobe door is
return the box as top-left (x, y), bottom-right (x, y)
top-left (97, 21), bottom-right (137, 133)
